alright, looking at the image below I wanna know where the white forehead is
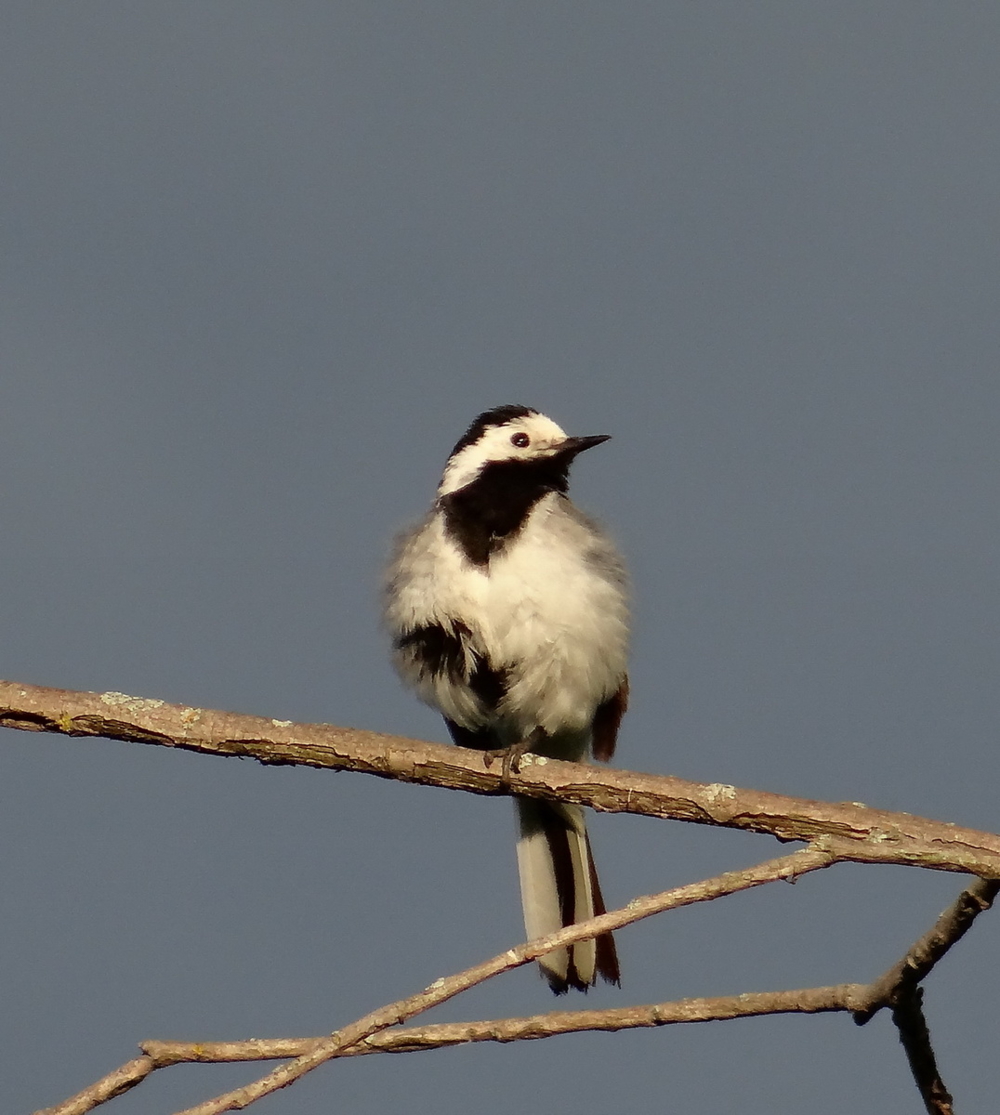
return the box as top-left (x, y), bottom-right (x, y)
top-left (438, 411), bottom-right (568, 495)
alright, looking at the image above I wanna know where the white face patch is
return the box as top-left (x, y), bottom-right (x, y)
top-left (438, 412), bottom-right (570, 496)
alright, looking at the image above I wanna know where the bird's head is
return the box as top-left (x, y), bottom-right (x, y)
top-left (438, 405), bottom-right (609, 497)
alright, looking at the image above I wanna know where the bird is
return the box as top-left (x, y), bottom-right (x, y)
top-left (383, 404), bottom-right (629, 993)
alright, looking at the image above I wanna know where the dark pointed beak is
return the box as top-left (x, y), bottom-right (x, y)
top-left (557, 434), bottom-right (611, 457)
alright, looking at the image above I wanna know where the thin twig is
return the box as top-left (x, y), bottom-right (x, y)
top-left (891, 988), bottom-right (954, 1115)
top-left (138, 876), bottom-right (999, 1115)
top-left (850, 879), bottom-right (999, 1113)
top-left (143, 986), bottom-right (868, 1065)
top-left (33, 846), bottom-right (835, 1115)
top-left (173, 846), bottom-right (836, 1115)
top-left (32, 1059), bottom-right (155, 1115)
top-left (38, 863), bottom-right (997, 1115)
top-left (3, 679), bottom-right (1000, 876)
top-left (854, 877), bottom-right (1000, 1022)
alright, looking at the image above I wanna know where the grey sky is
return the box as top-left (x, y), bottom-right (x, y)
top-left (3, 4), bottom-right (999, 1112)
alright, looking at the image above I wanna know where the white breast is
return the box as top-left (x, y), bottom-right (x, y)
top-left (386, 494), bottom-right (628, 740)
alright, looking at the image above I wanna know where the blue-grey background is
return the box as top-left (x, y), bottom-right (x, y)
top-left (2, 4), bottom-right (998, 1112)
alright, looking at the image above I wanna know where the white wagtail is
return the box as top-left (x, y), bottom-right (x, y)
top-left (384, 405), bottom-right (629, 993)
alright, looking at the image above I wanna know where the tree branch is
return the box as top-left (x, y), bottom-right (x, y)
top-left (853, 877), bottom-right (1000, 1023)
top-left (31, 1060), bottom-right (155, 1115)
top-left (142, 986), bottom-right (867, 1065)
top-left (852, 878), bottom-right (999, 1114)
top-left (32, 853), bottom-right (998, 1115)
top-left (4, 679), bottom-right (1000, 876)
top-left (176, 848), bottom-right (835, 1114)
top-left (33, 846), bottom-right (836, 1115)
top-left (17, 678), bottom-right (1000, 1114)
top-left (891, 988), bottom-right (954, 1115)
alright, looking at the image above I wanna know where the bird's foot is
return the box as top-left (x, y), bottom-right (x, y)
top-left (483, 730), bottom-right (543, 780)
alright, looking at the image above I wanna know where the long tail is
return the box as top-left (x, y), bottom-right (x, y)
top-left (515, 797), bottom-right (620, 994)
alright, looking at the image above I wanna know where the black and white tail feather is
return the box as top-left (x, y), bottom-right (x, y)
top-left (384, 405), bottom-right (629, 993)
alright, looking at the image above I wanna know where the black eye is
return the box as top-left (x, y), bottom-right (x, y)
top-left (511, 432), bottom-right (530, 448)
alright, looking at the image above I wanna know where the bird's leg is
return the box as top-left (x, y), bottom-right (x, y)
top-left (484, 727), bottom-right (545, 779)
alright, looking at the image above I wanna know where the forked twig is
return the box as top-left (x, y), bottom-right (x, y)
top-left (854, 878), bottom-right (999, 1114)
